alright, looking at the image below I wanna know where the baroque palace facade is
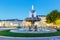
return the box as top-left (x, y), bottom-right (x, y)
top-left (0, 19), bottom-right (23, 28)
top-left (0, 15), bottom-right (46, 28)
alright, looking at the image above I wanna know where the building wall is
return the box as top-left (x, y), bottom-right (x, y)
top-left (34, 16), bottom-right (46, 27)
top-left (0, 16), bottom-right (46, 28)
top-left (39, 16), bottom-right (46, 22)
top-left (0, 21), bottom-right (22, 28)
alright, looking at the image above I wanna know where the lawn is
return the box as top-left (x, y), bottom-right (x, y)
top-left (0, 29), bottom-right (60, 37)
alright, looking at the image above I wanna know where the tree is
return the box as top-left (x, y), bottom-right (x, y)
top-left (46, 10), bottom-right (60, 23)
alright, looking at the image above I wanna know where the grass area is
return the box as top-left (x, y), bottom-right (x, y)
top-left (0, 29), bottom-right (60, 37)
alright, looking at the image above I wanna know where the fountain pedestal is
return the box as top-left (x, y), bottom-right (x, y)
top-left (29, 25), bottom-right (37, 31)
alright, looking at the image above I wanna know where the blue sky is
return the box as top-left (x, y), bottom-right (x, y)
top-left (0, 0), bottom-right (60, 20)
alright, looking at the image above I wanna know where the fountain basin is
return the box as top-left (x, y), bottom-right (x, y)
top-left (10, 27), bottom-right (57, 33)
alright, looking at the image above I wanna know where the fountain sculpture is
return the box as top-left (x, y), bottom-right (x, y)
top-left (25, 5), bottom-right (40, 31)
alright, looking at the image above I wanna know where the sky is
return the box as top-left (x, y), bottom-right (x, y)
top-left (0, 0), bottom-right (60, 20)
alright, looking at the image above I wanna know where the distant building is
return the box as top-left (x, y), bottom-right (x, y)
top-left (0, 15), bottom-right (46, 28)
top-left (0, 19), bottom-right (23, 28)
top-left (37, 15), bottom-right (46, 22)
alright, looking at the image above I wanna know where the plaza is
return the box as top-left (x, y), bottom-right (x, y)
top-left (0, 0), bottom-right (60, 40)
top-left (0, 5), bottom-right (58, 37)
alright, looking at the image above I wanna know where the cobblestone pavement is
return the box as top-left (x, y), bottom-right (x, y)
top-left (0, 37), bottom-right (60, 40)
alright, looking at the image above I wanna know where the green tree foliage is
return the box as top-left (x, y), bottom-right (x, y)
top-left (46, 10), bottom-right (60, 23)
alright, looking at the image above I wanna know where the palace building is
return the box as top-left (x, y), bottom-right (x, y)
top-left (0, 15), bottom-right (46, 28)
top-left (0, 19), bottom-right (23, 28)
top-left (0, 16), bottom-right (46, 28)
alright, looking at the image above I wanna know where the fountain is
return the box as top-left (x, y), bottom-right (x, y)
top-left (25, 5), bottom-right (40, 31)
top-left (10, 5), bottom-right (57, 33)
